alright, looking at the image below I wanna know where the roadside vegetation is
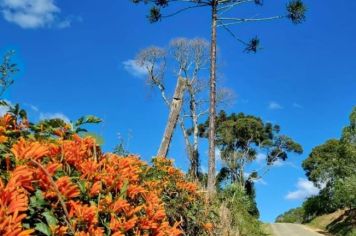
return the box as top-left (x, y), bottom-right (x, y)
top-left (275, 108), bottom-right (356, 236)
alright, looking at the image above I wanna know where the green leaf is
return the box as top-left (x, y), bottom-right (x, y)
top-left (35, 222), bottom-right (51, 236)
top-left (22, 223), bottom-right (30, 229)
top-left (0, 100), bottom-right (9, 106)
top-left (119, 180), bottom-right (129, 199)
top-left (30, 190), bottom-right (46, 209)
top-left (78, 180), bottom-right (87, 194)
top-left (42, 211), bottom-right (58, 226)
top-left (74, 115), bottom-right (102, 127)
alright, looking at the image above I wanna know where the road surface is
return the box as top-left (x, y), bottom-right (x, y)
top-left (270, 223), bottom-right (324, 236)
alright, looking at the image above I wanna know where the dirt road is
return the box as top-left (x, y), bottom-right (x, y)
top-left (269, 223), bottom-right (324, 236)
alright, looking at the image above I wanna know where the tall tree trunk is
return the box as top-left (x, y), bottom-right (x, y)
top-left (208, 1), bottom-right (218, 196)
top-left (188, 84), bottom-right (200, 180)
top-left (157, 77), bottom-right (186, 157)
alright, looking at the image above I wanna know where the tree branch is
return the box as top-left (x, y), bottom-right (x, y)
top-left (163, 3), bottom-right (210, 18)
top-left (217, 0), bottom-right (254, 14)
top-left (217, 15), bottom-right (284, 27)
top-left (220, 24), bottom-right (248, 45)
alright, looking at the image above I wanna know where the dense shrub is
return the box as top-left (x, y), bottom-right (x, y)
top-left (218, 184), bottom-right (266, 236)
top-left (275, 207), bottom-right (305, 223)
top-left (0, 111), bottom-right (216, 235)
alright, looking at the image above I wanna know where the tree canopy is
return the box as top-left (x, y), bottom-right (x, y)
top-left (198, 111), bottom-right (303, 186)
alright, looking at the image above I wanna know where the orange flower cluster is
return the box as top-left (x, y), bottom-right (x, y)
top-left (0, 112), bottom-right (215, 235)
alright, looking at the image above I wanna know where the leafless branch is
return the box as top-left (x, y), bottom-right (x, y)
top-left (217, 15), bottom-right (284, 27)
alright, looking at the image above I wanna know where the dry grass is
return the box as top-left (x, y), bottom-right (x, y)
top-left (307, 209), bottom-right (356, 236)
top-left (262, 224), bottom-right (274, 235)
top-left (307, 209), bottom-right (346, 230)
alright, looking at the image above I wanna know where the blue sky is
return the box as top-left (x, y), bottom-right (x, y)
top-left (1, 0), bottom-right (356, 223)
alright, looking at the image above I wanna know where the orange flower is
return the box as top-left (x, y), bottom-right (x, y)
top-left (50, 225), bottom-right (68, 236)
top-left (127, 184), bottom-right (146, 199)
top-left (45, 176), bottom-right (80, 199)
top-left (111, 198), bottom-right (130, 214)
top-left (203, 222), bottom-right (214, 232)
top-left (0, 179), bottom-right (31, 236)
top-left (177, 182), bottom-right (198, 193)
top-left (68, 201), bottom-right (98, 225)
top-left (110, 215), bottom-right (137, 232)
top-left (8, 166), bottom-right (34, 192)
top-left (89, 181), bottom-right (101, 197)
top-left (11, 138), bottom-right (49, 162)
top-left (0, 135), bottom-right (8, 143)
top-left (35, 163), bottom-right (62, 190)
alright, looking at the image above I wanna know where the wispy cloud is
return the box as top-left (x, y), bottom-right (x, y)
top-left (0, 0), bottom-right (69, 29)
top-left (24, 103), bottom-right (39, 112)
top-left (256, 153), bottom-right (266, 164)
top-left (268, 101), bottom-right (283, 110)
top-left (285, 178), bottom-right (319, 200)
top-left (293, 103), bottom-right (303, 109)
top-left (39, 112), bottom-right (70, 123)
top-left (123, 59), bottom-right (148, 78)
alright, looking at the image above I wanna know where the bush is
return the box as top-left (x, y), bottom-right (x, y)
top-left (218, 184), bottom-right (266, 236)
top-left (275, 207), bottom-right (305, 223)
top-left (0, 111), bottom-right (216, 235)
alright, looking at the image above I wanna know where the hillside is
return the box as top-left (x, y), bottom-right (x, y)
top-left (307, 209), bottom-right (356, 236)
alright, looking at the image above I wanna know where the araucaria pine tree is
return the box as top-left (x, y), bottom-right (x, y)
top-left (130, 0), bottom-right (306, 196)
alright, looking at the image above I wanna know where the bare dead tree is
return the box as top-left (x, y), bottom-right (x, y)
top-left (135, 38), bottom-right (233, 180)
top-left (135, 47), bottom-right (183, 158)
top-left (157, 76), bottom-right (186, 157)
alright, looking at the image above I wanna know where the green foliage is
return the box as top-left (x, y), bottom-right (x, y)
top-left (245, 37), bottom-right (261, 53)
top-left (277, 107), bottom-right (356, 236)
top-left (30, 114), bottom-right (102, 140)
top-left (303, 139), bottom-right (343, 186)
top-left (113, 133), bottom-right (131, 156)
top-left (287, 0), bottom-right (307, 24)
top-left (74, 115), bottom-right (102, 133)
top-left (113, 143), bottom-right (129, 156)
top-left (199, 111), bottom-right (302, 186)
top-left (275, 207), bottom-right (305, 223)
top-left (303, 190), bottom-right (338, 220)
top-left (302, 106), bottom-right (356, 217)
top-left (333, 176), bottom-right (356, 209)
top-left (0, 50), bottom-right (18, 97)
top-left (218, 184), bottom-right (267, 236)
top-left (144, 157), bottom-right (219, 235)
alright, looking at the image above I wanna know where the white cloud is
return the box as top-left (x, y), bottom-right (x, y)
top-left (39, 112), bottom-right (70, 123)
top-left (255, 178), bottom-right (268, 185)
top-left (57, 18), bottom-right (71, 28)
top-left (293, 103), bottom-right (303, 109)
top-left (272, 159), bottom-right (285, 167)
top-left (256, 153), bottom-right (266, 164)
top-left (285, 178), bottom-right (320, 200)
top-left (26, 104), bottom-right (39, 112)
top-left (123, 59), bottom-right (148, 78)
top-left (0, 0), bottom-right (69, 29)
top-left (268, 101), bottom-right (283, 110)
